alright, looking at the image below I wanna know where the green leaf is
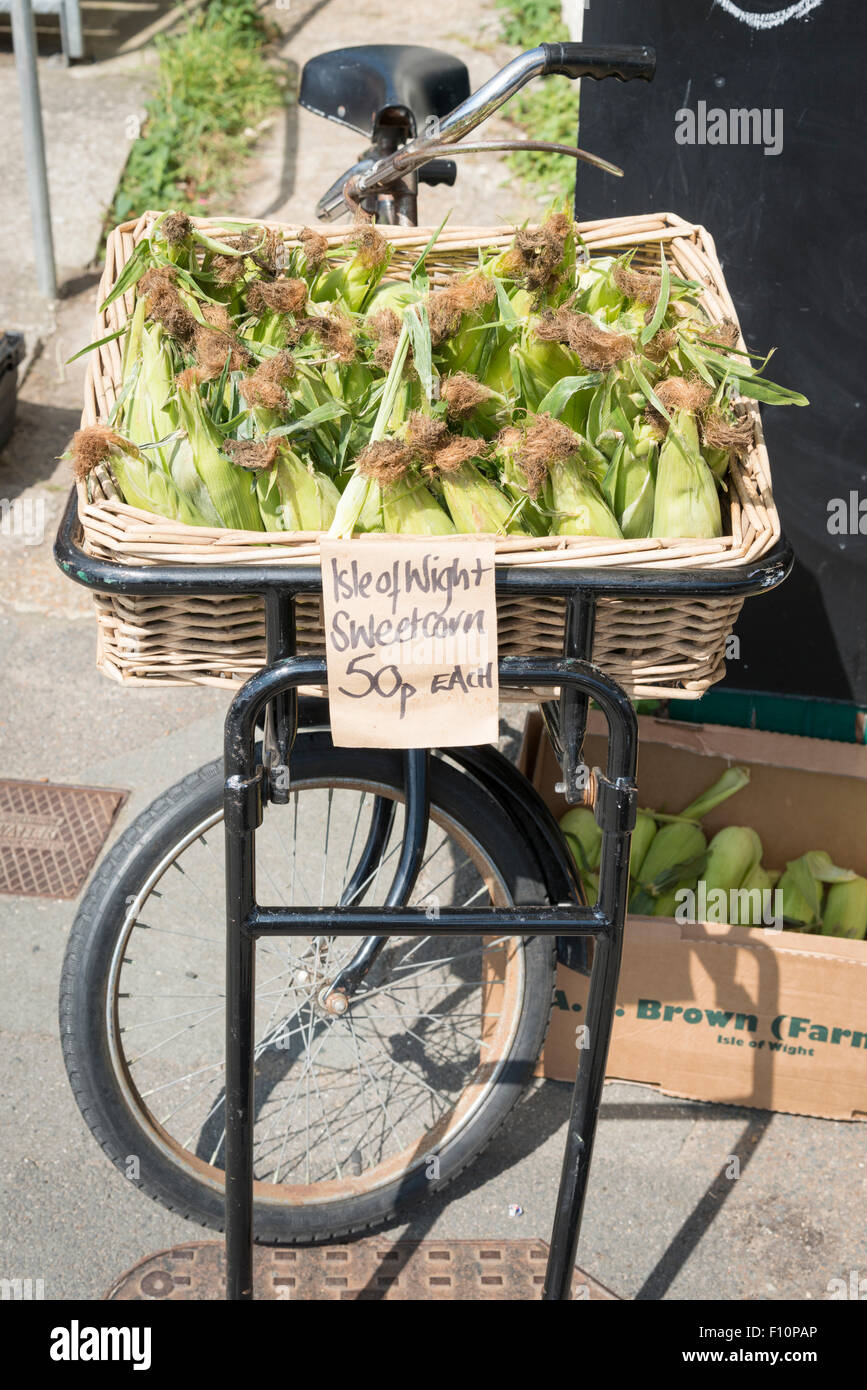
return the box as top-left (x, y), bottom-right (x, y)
top-left (610, 383), bottom-right (637, 451)
top-left (807, 852), bottom-right (857, 885)
top-left (735, 378), bottom-right (809, 407)
top-left (107, 359), bottom-right (141, 423)
top-left (640, 245), bottom-right (670, 345)
top-left (410, 213), bottom-right (450, 291)
top-left (99, 241), bottom-right (152, 312)
top-left (194, 227), bottom-right (266, 257)
top-left (537, 374), bottom-right (602, 418)
top-left (678, 338), bottom-right (716, 387)
top-left (170, 264), bottom-right (224, 306)
top-left (265, 400), bottom-right (348, 438)
top-left (646, 851), bottom-right (709, 895)
top-left (210, 350), bottom-right (233, 424)
top-left (219, 410), bottom-right (250, 434)
top-left (494, 275), bottom-right (519, 327)
top-left (66, 325), bottom-right (127, 364)
top-left (403, 302), bottom-right (436, 402)
top-left (691, 344), bottom-right (807, 404)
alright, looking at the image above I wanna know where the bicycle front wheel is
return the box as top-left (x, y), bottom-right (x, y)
top-left (60, 737), bottom-right (556, 1243)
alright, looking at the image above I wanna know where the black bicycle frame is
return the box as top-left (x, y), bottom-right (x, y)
top-left (55, 489), bottom-right (792, 1300)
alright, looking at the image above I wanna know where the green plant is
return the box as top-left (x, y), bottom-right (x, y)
top-left (110, 0), bottom-right (287, 225)
top-left (496, 0), bottom-right (576, 199)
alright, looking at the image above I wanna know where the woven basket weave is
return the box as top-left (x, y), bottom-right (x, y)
top-left (77, 210), bottom-right (779, 699)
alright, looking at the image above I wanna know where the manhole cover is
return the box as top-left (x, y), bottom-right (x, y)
top-left (0, 779), bottom-right (126, 899)
top-left (105, 1240), bottom-right (620, 1301)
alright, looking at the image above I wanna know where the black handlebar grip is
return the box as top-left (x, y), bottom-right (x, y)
top-left (540, 43), bottom-right (656, 83)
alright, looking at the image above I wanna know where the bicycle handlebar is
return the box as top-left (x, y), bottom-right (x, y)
top-left (351, 42), bottom-right (655, 201)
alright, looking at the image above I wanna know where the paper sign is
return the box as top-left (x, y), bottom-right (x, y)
top-left (320, 535), bottom-right (499, 749)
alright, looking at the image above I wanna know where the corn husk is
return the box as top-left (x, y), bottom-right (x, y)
top-left (679, 766), bottom-right (750, 821)
top-left (382, 470), bottom-right (455, 535)
top-left (778, 851), bottom-right (856, 929)
top-left (630, 821), bottom-right (707, 916)
top-left (602, 438), bottom-right (656, 539)
top-left (704, 826), bottom-right (763, 896)
top-left (821, 876), bottom-right (867, 939)
top-left (560, 807), bottom-right (602, 875)
top-left (255, 446), bottom-right (340, 532)
top-left (549, 455), bottom-right (622, 538)
top-left (733, 864), bottom-right (781, 926)
top-left (652, 409), bottom-right (722, 540)
top-left (175, 374), bottom-right (261, 530)
top-left (312, 229), bottom-right (393, 313)
top-left (440, 461), bottom-right (527, 536)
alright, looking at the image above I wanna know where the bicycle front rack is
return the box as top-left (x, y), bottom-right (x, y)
top-left (55, 488), bottom-right (792, 1301)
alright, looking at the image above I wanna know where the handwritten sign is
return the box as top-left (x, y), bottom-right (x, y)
top-left (320, 536), bottom-right (499, 749)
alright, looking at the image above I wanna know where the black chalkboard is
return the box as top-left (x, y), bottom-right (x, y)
top-left (576, 0), bottom-right (867, 702)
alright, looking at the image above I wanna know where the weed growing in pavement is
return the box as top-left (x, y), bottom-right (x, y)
top-left (109, 0), bottom-right (289, 228)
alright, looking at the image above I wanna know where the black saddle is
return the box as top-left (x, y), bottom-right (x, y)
top-left (299, 43), bottom-right (471, 139)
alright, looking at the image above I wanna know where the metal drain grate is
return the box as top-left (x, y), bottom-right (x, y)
top-left (0, 779), bottom-right (127, 899)
top-left (105, 1239), bottom-right (620, 1301)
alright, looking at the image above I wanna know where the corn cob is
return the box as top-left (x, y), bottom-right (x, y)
top-left (381, 469), bottom-right (456, 536)
top-left (560, 807), bottom-right (602, 875)
top-left (821, 876), bottom-right (867, 939)
top-left (776, 851), bottom-right (854, 929)
top-left (76, 214), bottom-right (807, 540)
top-left (311, 224), bottom-right (392, 313)
top-left (630, 821), bottom-right (707, 916)
top-left (704, 826), bottom-right (763, 897)
top-left (69, 427), bottom-right (212, 527)
top-left (651, 409), bottom-right (722, 540)
top-left (778, 855), bottom-right (823, 928)
top-left (253, 444), bottom-right (340, 532)
top-left (442, 461), bottom-right (523, 534)
top-left (174, 370), bottom-right (262, 530)
top-left (733, 863), bottom-right (780, 926)
top-left (549, 455), bottom-right (623, 538)
top-left (601, 438), bottom-right (656, 539)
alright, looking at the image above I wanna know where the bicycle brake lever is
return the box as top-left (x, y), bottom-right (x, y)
top-left (401, 139), bottom-right (624, 179)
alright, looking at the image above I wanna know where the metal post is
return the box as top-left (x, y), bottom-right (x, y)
top-left (11, 0), bottom-right (57, 299)
top-left (60, 0), bottom-right (85, 61)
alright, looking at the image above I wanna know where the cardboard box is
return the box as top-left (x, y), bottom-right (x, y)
top-left (522, 711), bottom-right (867, 1121)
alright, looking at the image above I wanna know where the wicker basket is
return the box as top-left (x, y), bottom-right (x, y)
top-left (77, 211), bottom-right (779, 700)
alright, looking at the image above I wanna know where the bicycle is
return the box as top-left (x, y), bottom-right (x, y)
top-left (55, 40), bottom-right (791, 1299)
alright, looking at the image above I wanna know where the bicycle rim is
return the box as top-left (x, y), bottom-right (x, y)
top-left (104, 773), bottom-right (529, 1209)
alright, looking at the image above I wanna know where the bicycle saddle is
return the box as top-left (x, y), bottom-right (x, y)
top-left (299, 44), bottom-right (471, 139)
